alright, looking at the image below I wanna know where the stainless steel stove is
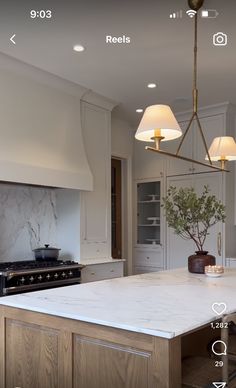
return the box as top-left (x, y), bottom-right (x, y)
top-left (0, 260), bottom-right (83, 296)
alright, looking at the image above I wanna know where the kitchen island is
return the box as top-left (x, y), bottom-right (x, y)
top-left (0, 268), bottom-right (236, 388)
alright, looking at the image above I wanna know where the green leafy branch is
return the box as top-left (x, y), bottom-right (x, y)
top-left (162, 185), bottom-right (226, 251)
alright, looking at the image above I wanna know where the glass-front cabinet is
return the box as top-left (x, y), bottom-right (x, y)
top-left (133, 179), bottom-right (164, 275)
top-left (137, 181), bottom-right (161, 246)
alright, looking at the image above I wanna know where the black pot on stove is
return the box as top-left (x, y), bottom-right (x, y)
top-left (33, 244), bottom-right (61, 261)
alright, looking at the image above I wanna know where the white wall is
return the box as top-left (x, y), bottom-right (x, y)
top-left (111, 116), bottom-right (134, 275)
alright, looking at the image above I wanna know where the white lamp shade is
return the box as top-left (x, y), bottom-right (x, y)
top-left (135, 104), bottom-right (182, 142)
top-left (206, 136), bottom-right (236, 161)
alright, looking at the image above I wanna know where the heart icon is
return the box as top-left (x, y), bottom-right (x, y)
top-left (212, 302), bottom-right (227, 316)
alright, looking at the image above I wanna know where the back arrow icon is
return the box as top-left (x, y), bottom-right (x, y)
top-left (10, 34), bottom-right (16, 44)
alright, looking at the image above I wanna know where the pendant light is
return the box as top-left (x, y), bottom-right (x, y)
top-left (135, 0), bottom-right (236, 172)
top-left (135, 104), bottom-right (182, 150)
top-left (206, 136), bottom-right (236, 170)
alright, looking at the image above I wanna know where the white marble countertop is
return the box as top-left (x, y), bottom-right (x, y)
top-left (79, 258), bottom-right (125, 266)
top-left (0, 268), bottom-right (236, 339)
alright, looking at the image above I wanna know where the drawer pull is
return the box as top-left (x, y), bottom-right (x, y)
top-left (146, 257), bottom-right (150, 260)
top-left (91, 272), bottom-right (95, 275)
top-left (110, 269), bottom-right (114, 273)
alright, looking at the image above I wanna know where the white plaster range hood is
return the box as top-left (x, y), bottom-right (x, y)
top-left (0, 53), bottom-right (116, 190)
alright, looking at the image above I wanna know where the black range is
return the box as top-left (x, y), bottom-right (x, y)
top-left (0, 260), bottom-right (84, 296)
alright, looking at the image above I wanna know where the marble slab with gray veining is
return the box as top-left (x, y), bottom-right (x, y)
top-left (1, 268), bottom-right (236, 339)
top-left (0, 183), bottom-right (57, 261)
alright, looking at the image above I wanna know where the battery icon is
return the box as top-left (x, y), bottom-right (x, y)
top-left (201, 9), bottom-right (219, 18)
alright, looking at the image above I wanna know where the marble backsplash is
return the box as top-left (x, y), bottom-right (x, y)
top-left (0, 184), bottom-right (57, 262)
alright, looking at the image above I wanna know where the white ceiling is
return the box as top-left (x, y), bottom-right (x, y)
top-left (0, 0), bottom-right (235, 126)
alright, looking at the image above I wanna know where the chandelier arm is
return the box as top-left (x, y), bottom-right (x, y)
top-left (195, 114), bottom-right (213, 165)
top-left (146, 147), bottom-right (228, 172)
top-left (176, 112), bottom-right (196, 155)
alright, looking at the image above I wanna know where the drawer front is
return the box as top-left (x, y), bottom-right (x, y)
top-left (226, 258), bottom-right (236, 268)
top-left (82, 262), bottom-right (124, 283)
top-left (134, 249), bottom-right (163, 267)
top-left (134, 266), bottom-right (162, 275)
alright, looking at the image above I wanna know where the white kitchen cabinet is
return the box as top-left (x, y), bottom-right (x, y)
top-left (134, 138), bottom-right (164, 180)
top-left (133, 266), bottom-right (162, 275)
top-left (165, 103), bottom-right (236, 269)
top-left (226, 258), bottom-right (236, 268)
top-left (81, 261), bottom-right (124, 283)
top-left (133, 248), bottom-right (164, 275)
top-left (166, 173), bottom-right (228, 269)
top-left (133, 103), bottom-right (236, 272)
top-left (133, 179), bottom-right (165, 273)
top-left (164, 120), bottom-right (193, 176)
top-left (167, 104), bottom-right (234, 176)
top-left (134, 248), bottom-right (164, 267)
top-left (80, 100), bottom-right (114, 260)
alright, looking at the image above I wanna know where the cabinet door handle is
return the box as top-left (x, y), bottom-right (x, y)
top-left (110, 269), bottom-right (114, 273)
top-left (146, 256), bottom-right (150, 260)
top-left (91, 272), bottom-right (95, 275)
top-left (217, 232), bottom-right (222, 256)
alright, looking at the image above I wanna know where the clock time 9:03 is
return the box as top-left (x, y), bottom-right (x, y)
top-left (30, 10), bottom-right (52, 19)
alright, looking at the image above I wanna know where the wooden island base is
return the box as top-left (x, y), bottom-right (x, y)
top-left (0, 306), bottom-right (181, 388)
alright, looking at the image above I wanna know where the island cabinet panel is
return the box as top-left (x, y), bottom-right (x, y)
top-left (0, 307), bottom-right (182, 388)
top-left (5, 319), bottom-right (60, 388)
top-left (73, 335), bottom-right (150, 388)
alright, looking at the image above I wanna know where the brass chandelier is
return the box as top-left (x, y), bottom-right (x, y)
top-left (135, 0), bottom-right (236, 172)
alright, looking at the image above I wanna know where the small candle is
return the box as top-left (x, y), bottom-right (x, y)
top-left (205, 265), bottom-right (224, 276)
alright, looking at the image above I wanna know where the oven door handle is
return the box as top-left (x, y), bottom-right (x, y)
top-left (6, 265), bottom-right (83, 279)
top-left (3, 277), bottom-right (81, 295)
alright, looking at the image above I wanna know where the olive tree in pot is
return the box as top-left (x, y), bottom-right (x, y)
top-left (162, 185), bottom-right (226, 274)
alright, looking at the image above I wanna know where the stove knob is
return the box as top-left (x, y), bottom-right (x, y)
top-left (54, 273), bottom-right (58, 279)
top-left (38, 275), bottom-right (43, 281)
top-left (29, 276), bottom-right (34, 282)
top-left (62, 272), bottom-right (66, 277)
top-left (46, 274), bottom-right (51, 280)
top-left (69, 271), bottom-right (73, 276)
top-left (20, 277), bottom-right (25, 284)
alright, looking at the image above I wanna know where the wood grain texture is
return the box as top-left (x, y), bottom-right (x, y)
top-left (73, 334), bottom-right (150, 388)
top-left (0, 307), bottom-right (5, 388)
top-left (0, 306), bottom-right (182, 388)
top-left (2, 306), bottom-right (153, 351)
top-left (150, 336), bottom-right (181, 388)
top-left (58, 331), bottom-right (73, 388)
top-left (6, 319), bottom-right (59, 388)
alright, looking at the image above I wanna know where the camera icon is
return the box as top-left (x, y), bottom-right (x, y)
top-left (213, 32), bottom-right (228, 46)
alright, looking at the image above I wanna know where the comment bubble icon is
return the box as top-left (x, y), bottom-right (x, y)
top-left (212, 340), bottom-right (227, 356)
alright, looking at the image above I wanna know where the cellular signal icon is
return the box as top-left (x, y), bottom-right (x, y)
top-left (169, 10), bottom-right (183, 19)
top-left (186, 9), bottom-right (197, 18)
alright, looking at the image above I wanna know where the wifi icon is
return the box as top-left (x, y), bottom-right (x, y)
top-left (186, 9), bottom-right (197, 18)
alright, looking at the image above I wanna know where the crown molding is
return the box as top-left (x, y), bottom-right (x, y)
top-left (82, 90), bottom-right (117, 111)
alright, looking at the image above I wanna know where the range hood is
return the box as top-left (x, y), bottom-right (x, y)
top-left (0, 53), bottom-right (93, 191)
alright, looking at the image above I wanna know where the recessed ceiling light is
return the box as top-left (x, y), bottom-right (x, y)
top-left (136, 109), bottom-right (143, 113)
top-left (147, 83), bottom-right (157, 88)
top-left (73, 44), bottom-right (85, 52)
